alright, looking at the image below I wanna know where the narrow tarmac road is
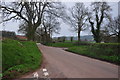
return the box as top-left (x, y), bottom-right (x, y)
top-left (22, 43), bottom-right (118, 78)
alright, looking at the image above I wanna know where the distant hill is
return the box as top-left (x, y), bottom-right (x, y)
top-left (80, 35), bottom-right (94, 41)
top-left (53, 35), bottom-right (94, 41)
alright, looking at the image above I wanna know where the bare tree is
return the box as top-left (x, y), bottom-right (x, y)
top-left (107, 16), bottom-right (120, 43)
top-left (41, 13), bottom-right (61, 43)
top-left (0, 1), bottom-right (65, 41)
top-left (43, 13), bottom-right (60, 37)
top-left (67, 3), bottom-right (88, 43)
top-left (88, 2), bottom-right (111, 43)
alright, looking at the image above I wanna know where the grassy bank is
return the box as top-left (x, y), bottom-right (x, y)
top-left (46, 42), bottom-right (119, 65)
top-left (2, 39), bottom-right (42, 79)
top-left (0, 41), bottom-right (2, 79)
top-left (67, 43), bottom-right (119, 65)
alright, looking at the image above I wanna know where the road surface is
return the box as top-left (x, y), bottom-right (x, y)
top-left (21, 43), bottom-right (118, 78)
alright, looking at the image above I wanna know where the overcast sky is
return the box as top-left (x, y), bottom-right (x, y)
top-left (0, 1), bottom-right (119, 37)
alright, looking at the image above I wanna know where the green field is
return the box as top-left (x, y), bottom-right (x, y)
top-left (2, 39), bottom-right (42, 79)
top-left (46, 42), bottom-right (119, 65)
top-left (46, 42), bottom-right (74, 48)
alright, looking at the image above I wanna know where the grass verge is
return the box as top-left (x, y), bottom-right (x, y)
top-left (2, 39), bottom-right (42, 79)
top-left (0, 41), bottom-right (2, 80)
top-left (67, 43), bottom-right (119, 65)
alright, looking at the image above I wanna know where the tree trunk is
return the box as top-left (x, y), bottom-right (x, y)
top-left (78, 29), bottom-right (81, 44)
top-left (118, 31), bottom-right (120, 43)
top-left (94, 24), bottom-right (101, 43)
top-left (94, 34), bottom-right (101, 43)
top-left (44, 27), bottom-right (48, 43)
top-left (26, 24), bottom-right (36, 41)
top-left (27, 30), bottom-right (35, 41)
top-left (95, 37), bottom-right (101, 43)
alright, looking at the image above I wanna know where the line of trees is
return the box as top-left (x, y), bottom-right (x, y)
top-left (0, 1), bottom-right (119, 43)
top-left (65, 2), bottom-right (115, 43)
